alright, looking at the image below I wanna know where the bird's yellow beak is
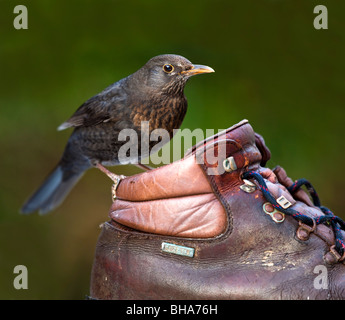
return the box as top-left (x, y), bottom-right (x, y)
top-left (181, 64), bottom-right (215, 76)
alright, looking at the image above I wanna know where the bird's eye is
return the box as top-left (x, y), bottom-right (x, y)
top-left (163, 64), bottom-right (174, 73)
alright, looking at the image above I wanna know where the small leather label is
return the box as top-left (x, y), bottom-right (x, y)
top-left (161, 242), bottom-right (195, 258)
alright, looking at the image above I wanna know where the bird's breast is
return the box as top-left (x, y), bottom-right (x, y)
top-left (131, 97), bottom-right (187, 137)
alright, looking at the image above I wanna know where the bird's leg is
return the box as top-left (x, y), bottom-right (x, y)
top-left (94, 162), bottom-right (126, 201)
top-left (94, 162), bottom-right (126, 182)
top-left (135, 163), bottom-right (153, 171)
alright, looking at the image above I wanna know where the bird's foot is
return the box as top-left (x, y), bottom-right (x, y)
top-left (94, 163), bottom-right (126, 201)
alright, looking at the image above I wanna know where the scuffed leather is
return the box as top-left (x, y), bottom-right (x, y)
top-left (110, 193), bottom-right (226, 238)
top-left (110, 152), bottom-right (227, 238)
top-left (90, 120), bottom-right (345, 300)
top-left (116, 155), bottom-right (213, 201)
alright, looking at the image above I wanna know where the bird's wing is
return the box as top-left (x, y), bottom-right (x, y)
top-left (57, 82), bottom-right (126, 131)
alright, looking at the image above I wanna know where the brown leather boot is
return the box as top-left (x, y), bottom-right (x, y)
top-left (89, 119), bottom-right (345, 300)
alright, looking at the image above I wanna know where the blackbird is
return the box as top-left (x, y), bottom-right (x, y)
top-left (21, 54), bottom-right (214, 214)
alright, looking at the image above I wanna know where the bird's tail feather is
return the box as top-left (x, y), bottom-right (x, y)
top-left (21, 164), bottom-right (84, 215)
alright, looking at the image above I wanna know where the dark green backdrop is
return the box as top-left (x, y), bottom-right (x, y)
top-left (1, 0), bottom-right (344, 299)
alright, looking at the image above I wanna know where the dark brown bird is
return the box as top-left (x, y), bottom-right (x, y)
top-left (21, 54), bottom-right (214, 214)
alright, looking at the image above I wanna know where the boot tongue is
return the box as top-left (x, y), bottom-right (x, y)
top-left (255, 132), bottom-right (271, 166)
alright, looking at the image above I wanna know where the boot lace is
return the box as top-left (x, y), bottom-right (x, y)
top-left (242, 170), bottom-right (345, 258)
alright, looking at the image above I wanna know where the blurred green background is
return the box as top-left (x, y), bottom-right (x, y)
top-left (1, 0), bottom-right (344, 299)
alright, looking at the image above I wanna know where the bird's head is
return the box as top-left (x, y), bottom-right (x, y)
top-left (131, 54), bottom-right (215, 96)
